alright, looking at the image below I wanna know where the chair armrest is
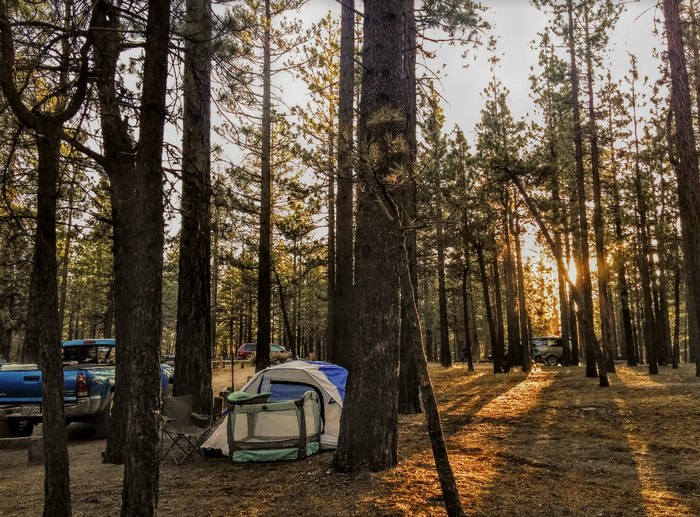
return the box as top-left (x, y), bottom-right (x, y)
top-left (161, 415), bottom-right (175, 424)
top-left (191, 413), bottom-right (214, 427)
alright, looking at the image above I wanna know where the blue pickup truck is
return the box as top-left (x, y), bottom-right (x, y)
top-left (0, 339), bottom-right (173, 438)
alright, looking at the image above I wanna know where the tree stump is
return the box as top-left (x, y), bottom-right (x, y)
top-left (579, 407), bottom-right (598, 417)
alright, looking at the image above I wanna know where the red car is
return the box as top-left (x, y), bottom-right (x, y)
top-left (236, 343), bottom-right (291, 363)
top-left (236, 343), bottom-right (257, 360)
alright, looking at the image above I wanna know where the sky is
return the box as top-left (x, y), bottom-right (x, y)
top-left (277, 0), bottom-right (665, 263)
top-left (291, 0), bottom-right (663, 145)
top-left (442, 1), bottom-right (660, 133)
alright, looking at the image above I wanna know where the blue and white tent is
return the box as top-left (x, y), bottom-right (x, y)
top-left (241, 360), bottom-right (347, 450)
top-left (203, 360), bottom-right (347, 456)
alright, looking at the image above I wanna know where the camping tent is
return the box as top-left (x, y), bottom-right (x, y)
top-left (202, 360), bottom-right (347, 456)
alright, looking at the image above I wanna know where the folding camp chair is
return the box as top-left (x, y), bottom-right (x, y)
top-left (160, 395), bottom-right (216, 465)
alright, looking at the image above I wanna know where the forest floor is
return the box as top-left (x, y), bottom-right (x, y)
top-left (1, 362), bottom-right (699, 516)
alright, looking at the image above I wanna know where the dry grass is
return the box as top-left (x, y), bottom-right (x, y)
top-left (1, 363), bottom-right (699, 516)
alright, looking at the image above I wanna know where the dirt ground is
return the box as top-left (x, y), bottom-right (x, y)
top-left (1, 362), bottom-right (699, 516)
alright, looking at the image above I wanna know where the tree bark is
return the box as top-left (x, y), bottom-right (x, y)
top-left (398, 0), bottom-right (421, 414)
top-left (492, 255), bottom-right (506, 370)
top-left (583, 7), bottom-right (616, 373)
top-left (475, 243), bottom-right (500, 372)
top-left (629, 54), bottom-right (658, 374)
top-left (334, 0), bottom-right (405, 472)
top-left (58, 181), bottom-right (76, 333)
top-left (461, 265), bottom-right (474, 372)
top-left (118, 0), bottom-right (170, 513)
top-left (174, 0), bottom-right (213, 415)
top-left (663, 0), bottom-right (700, 377)
top-left (35, 127), bottom-right (72, 517)
top-left (436, 189), bottom-right (451, 367)
top-left (503, 194), bottom-right (521, 368)
top-left (399, 243), bottom-right (465, 517)
top-left (91, 0), bottom-right (134, 465)
top-left (0, 2), bottom-right (94, 512)
top-left (331, 0), bottom-right (354, 372)
top-left (566, 0), bottom-right (599, 379)
top-left (673, 264), bottom-right (681, 368)
top-left (256, 0), bottom-right (272, 373)
top-left (513, 213), bottom-right (531, 372)
top-left (327, 139), bottom-right (336, 360)
top-left (608, 97), bottom-right (636, 366)
top-left (550, 161), bottom-right (572, 366)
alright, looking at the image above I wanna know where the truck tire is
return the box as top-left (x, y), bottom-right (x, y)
top-left (8, 419), bottom-right (34, 437)
top-left (93, 398), bottom-right (112, 439)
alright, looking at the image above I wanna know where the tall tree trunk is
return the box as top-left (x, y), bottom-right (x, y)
top-left (104, 276), bottom-right (114, 339)
top-left (174, 0), bottom-right (213, 415)
top-left (437, 197), bottom-right (451, 367)
top-left (663, 0), bottom-right (700, 377)
top-left (566, 198), bottom-right (580, 366)
top-left (58, 181), bottom-right (75, 332)
top-left (327, 140), bottom-right (336, 359)
top-left (93, 0), bottom-right (136, 465)
top-left (256, 0), bottom-right (272, 372)
top-left (566, 0), bottom-right (599, 379)
top-left (0, 2), bottom-right (94, 512)
top-left (469, 291), bottom-right (480, 360)
top-left (513, 213), bottom-right (530, 372)
top-left (629, 55), bottom-right (658, 375)
top-left (492, 256), bottom-right (506, 370)
top-left (608, 98), bottom-right (636, 366)
top-left (503, 195), bottom-right (520, 367)
top-left (583, 7), bottom-right (616, 373)
top-left (333, 0), bottom-right (404, 472)
top-left (475, 243), bottom-right (500, 373)
top-left (291, 245), bottom-right (300, 359)
top-left (398, 0), bottom-right (421, 414)
top-left (461, 265), bottom-right (474, 372)
top-left (34, 127), bottom-right (72, 517)
top-left (654, 239), bottom-right (673, 366)
top-left (119, 0), bottom-right (170, 513)
top-left (690, 0), bottom-right (700, 143)
top-left (551, 166), bottom-right (572, 366)
top-left (673, 264), bottom-right (681, 368)
top-left (399, 243), bottom-right (465, 517)
top-left (331, 0), bottom-right (354, 372)
top-left (211, 209), bottom-right (219, 363)
top-left (460, 161), bottom-right (474, 373)
top-left (274, 270), bottom-right (296, 354)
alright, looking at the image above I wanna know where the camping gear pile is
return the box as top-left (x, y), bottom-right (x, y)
top-left (202, 360), bottom-right (347, 462)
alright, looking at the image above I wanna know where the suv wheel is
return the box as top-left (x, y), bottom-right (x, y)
top-left (545, 354), bottom-right (559, 366)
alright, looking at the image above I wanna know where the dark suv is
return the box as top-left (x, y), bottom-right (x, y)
top-left (532, 336), bottom-right (563, 366)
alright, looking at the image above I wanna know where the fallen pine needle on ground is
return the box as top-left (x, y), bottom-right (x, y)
top-left (1, 363), bottom-right (699, 516)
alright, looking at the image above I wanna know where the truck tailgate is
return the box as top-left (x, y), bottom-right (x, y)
top-left (0, 368), bottom-right (79, 404)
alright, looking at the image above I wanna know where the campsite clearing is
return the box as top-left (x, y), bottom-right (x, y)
top-left (1, 363), bottom-right (699, 516)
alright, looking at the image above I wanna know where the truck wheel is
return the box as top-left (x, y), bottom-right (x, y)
top-left (8, 419), bottom-right (34, 437)
top-left (94, 398), bottom-right (112, 439)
